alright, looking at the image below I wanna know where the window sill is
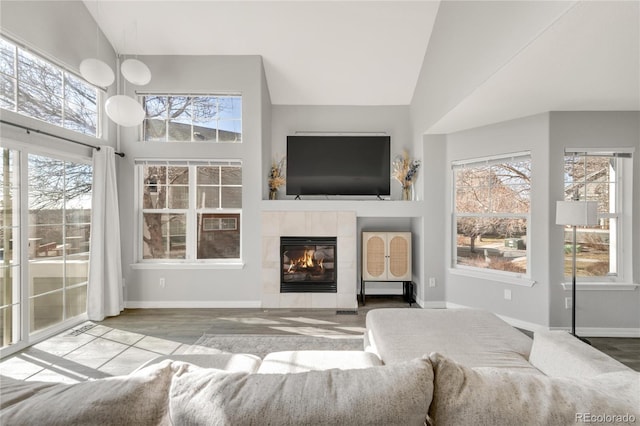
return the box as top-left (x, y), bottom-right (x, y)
top-left (449, 268), bottom-right (536, 287)
top-left (130, 262), bottom-right (245, 270)
top-left (560, 282), bottom-right (638, 291)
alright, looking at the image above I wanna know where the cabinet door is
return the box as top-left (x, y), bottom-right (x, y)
top-left (362, 232), bottom-right (387, 280)
top-left (387, 232), bottom-right (411, 281)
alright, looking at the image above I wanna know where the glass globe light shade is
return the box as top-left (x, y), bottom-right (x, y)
top-left (105, 95), bottom-right (145, 127)
top-left (120, 58), bottom-right (152, 86)
top-left (79, 58), bottom-right (115, 87)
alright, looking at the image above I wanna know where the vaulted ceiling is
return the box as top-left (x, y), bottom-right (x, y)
top-left (84, 0), bottom-right (639, 133)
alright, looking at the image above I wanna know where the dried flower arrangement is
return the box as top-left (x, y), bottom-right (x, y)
top-left (268, 157), bottom-right (286, 198)
top-left (392, 150), bottom-right (421, 200)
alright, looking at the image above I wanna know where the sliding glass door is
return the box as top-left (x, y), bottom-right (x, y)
top-left (0, 145), bottom-right (91, 352)
top-left (1, 148), bottom-right (20, 348)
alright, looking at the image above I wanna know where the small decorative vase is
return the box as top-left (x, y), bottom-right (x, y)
top-left (269, 189), bottom-right (278, 200)
top-left (402, 185), bottom-right (413, 201)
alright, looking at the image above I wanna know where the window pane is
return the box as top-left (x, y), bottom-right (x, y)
top-left (30, 291), bottom-right (63, 333)
top-left (18, 81), bottom-right (63, 125)
top-left (563, 218), bottom-right (615, 278)
top-left (18, 49), bottom-right (62, 97)
top-left (455, 186), bottom-right (490, 213)
top-left (167, 96), bottom-right (192, 141)
top-left (197, 213), bottom-right (240, 259)
top-left (221, 166), bottom-right (242, 185)
top-left (142, 213), bottom-right (186, 259)
top-left (0, 74), bottom-right (15, 110)
top-left (221, 187), bottom-right (242, 208)
top-left (196, 186), bottom-right (220, 208)
top-left (456, 217), bottom-right (527, 274)
top-left (197, 166), bottom-right (219, 185)
top-left (0, 38), bottom-right (15, 77)
top-left (65, 284), bottom-right (87, 318)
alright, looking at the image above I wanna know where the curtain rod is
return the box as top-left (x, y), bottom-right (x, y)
top-left (0, 119), bottom-right (125, 157)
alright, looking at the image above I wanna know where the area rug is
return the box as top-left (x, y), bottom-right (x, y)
top-left (186, 334), bottom-right (364, 358)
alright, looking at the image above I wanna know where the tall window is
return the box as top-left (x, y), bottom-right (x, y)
top-left (28, 154), bottom-right (92, 333)
top-left (453, 153), bottom-right (531, 276)
top-left (0, 36), bottom-right (102, 137)
top-left (137, 160), bottom-right (242, 262)
top-left (1, 146), bottom-right (92, 351)
top-left (141, 94), bottom-right (242, 142)
top-left (563, 151), bottom-right (632, 282)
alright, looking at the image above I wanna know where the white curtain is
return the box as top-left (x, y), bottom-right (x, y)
top-left (87, 146), bottom-right (123, 321)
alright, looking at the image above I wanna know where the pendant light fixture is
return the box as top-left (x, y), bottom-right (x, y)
top-left (105, 21), bottom-right (150, 127)
top-left (80, 1), bottom-right (115, 88)
top-left (105, 95), bottom-right (145, 127)
top-left (120, 58), bottom-right (151, 86)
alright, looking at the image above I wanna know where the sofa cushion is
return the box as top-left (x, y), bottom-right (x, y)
top-left (366, 308), bottom-right (538, 371)
top-left (1, 360), bottom-right (192, 425)
top-left (136, 353), bottom-right (262, 373)
top-left (428, 352), bottom-right (640, 426)
top-left (170, 357), bottom-right (434, 426)
top-left (529, 331), bottom-right (631, 378)
top-left (257, 350), bottom-right (382, 374)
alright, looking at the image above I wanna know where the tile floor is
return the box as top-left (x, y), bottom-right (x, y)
top-left (0, 322), bottom-right (194, 383)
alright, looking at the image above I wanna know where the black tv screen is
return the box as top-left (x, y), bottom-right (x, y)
top-left (286, 135), bottom-right (390, 196)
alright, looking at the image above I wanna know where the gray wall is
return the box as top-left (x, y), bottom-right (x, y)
top-left (270, 105), bottom-right (416, 201)
top-left (548, 112), bottom-right (640, 330)
top-left (118, 55), bottom-right (267, 307)
top-left (444, 114), bottom-right (551, 327)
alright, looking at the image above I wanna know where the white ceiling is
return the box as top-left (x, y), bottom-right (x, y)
top-left (85, 0), bottom-right (639, 133)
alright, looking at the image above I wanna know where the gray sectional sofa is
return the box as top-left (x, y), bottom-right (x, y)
top-left (2, 308), bottom-right (638, 425)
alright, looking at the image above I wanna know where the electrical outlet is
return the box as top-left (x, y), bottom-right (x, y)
top-left (429, 277), bottom-right (436, 288)
top-left (565, 297), bottom-right (572, 309)
top-left (504, 289), bottom-right (512, 301)
top-left (159, 278), bottom-right (166, 288)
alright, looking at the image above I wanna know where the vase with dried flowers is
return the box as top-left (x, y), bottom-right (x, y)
top-left (268, 157), bottom-right (286, 200)
top-left (392, 150), bottom-right (421, 201)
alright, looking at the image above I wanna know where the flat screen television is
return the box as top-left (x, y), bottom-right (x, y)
top-left (286, 135), bottom-right (390, 197)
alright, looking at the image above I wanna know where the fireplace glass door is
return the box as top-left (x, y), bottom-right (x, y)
top-left (280, 237), bottom-right (337, 293)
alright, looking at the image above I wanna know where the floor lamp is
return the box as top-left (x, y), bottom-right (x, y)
top-left (555, 200), bottom-right (598, 343)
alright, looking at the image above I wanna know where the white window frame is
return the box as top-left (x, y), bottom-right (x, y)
top-left (134, 159), bottom-right (242, 266)
top-left (451, 152), bottom-right (533, 286)
top-left (139, 93), bottom-right (242, 143)
top-left (561, 149), bottom-right (635, 290)
top-left (0, 35), bottom-right (104, 138)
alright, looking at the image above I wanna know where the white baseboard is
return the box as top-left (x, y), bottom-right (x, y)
top-left (125, 300), bottom-right (262, 309)
top-left (416, 299), bottom-right (446, 309)
top-left (549, 327), bottom-right (640, 338)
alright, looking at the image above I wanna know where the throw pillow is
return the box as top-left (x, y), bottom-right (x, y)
top-left (170, 357), bottom-right (434, 426)
top-left (429, 352), bottom-right (639, 426)
top-left (1, 360), bottom-right (193, 425)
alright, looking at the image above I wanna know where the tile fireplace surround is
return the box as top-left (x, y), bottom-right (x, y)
top-left (261, 211), bottom-right (357, 309)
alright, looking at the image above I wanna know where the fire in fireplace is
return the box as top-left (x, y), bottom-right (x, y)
top-left (280, 236), bottom-right (337, 293)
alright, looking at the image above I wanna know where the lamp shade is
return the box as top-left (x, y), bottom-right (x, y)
top-left (555, 201), bottom-right (598, 226)
top-left (105, 95), bottom-right (145, 127)
top-left (120, 58), bottom-right (152, 86)
top-left (79, 58), bottom-right (115, 87)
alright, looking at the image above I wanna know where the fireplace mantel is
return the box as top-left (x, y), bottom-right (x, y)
top-left (261, 211), bottom-right (357, 309)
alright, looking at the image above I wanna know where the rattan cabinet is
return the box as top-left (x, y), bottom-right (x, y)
top-left (361, 232), bottom-right (413, 305)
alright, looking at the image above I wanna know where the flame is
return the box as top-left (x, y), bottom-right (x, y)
top-left (287, 249), bottom-right (323, 272)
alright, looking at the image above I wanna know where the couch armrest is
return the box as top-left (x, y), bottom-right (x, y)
top-left (529, 331), bottom-right (630, 378)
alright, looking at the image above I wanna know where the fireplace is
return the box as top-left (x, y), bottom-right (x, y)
top-left (280, 236), bottom-right (337, 293)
